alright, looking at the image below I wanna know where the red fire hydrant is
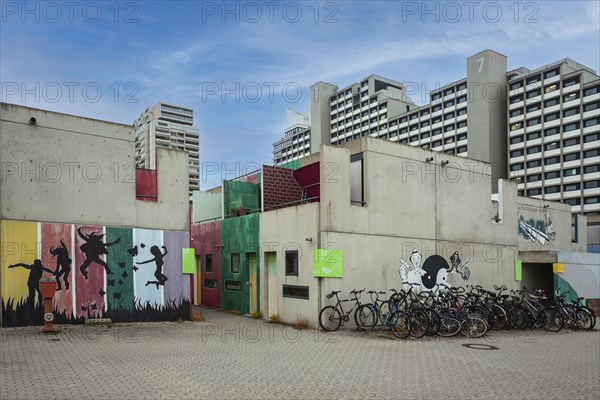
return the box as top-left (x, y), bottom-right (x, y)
top-left (39, 277), bottom-right (57, 333)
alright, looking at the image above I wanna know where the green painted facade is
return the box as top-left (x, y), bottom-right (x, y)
top-left (105, 227), bottom-right (134, 309)
top-left (223, 180), bottom-right (260, 216)
top-left (279, 159), bottom-right (301, 170)
top-left (220, 213), bottom-right (260, 314)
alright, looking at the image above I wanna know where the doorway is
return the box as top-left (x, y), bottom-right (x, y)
top-left (522, 263), bottom-right (554, 299)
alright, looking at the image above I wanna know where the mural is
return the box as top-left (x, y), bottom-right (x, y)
top-left (399, 249), bottom-right (470, 291)
top-left (1, 220), bottom-right (191, 327)
top-left (518, 213), bottom-right (556, 246)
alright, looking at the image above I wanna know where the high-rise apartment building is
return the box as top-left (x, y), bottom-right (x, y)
top-left (272, 50), bottom-right (599, 216)
top-left (134, 102), bottom-right (200, 194)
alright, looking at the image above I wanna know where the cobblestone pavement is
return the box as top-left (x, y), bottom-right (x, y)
top-left (1, 307), bottom-right (599, 400)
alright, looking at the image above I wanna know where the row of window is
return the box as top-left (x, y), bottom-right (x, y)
top-left (398, 98), bottom-right (467, 125)
top-left (510, 150), bottom-right (600, 171)
top-left (331, 103), bottom-right (387, 121)
top-left (523, 169), bottom-right (599, 183)
top-left (509, 82), bottom-right (598, 106)
top-left (430, 81), bottom-right (468, 101)
top-left (510, 136), bottom-right (590, 157)
top-left (509, 68), bottom-right (561, 91)
top-left (524, 189), bottom-right (600, 205)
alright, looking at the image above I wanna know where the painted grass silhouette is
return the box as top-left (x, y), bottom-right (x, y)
top-left (2, 296), bottom-right (190, 327)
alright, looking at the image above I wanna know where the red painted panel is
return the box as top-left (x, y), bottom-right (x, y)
top-left (294, 162), bottom-right (320, 201)
top-left (191, 221), bottom-right (221, 308)
top-left (41, 223), bottom-right (73, 316)
top-left (136, 169), bottom-right (158, 202)
top-left (74, 225), bottom-right (106, 319)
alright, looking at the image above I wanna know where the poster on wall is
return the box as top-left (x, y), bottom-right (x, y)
top-left (312, 249), bottom-right (344, 278)
top-left (182, 248), bottom-right (195, 274)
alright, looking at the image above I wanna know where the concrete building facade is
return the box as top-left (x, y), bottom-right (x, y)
top-left (0, 103), bottom-right (192, 326)
top-left (134, 102), bottom-right (200, 194)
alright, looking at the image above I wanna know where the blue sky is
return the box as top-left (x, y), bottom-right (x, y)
top-left (1, 0), bottom-right (599, 189)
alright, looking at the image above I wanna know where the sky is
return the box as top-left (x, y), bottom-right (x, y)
top-left (1, 0), bottom-right (599, 189)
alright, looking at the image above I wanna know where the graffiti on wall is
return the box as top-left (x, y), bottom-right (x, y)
top-left (399, 249), bottom-right (470, 291)
top-left (1, 220), bottom-right (189, 327)
top-left (518, 213), bottom-right (556, 246)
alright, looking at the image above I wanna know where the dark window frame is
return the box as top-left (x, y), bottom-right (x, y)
top-left (282, 285), bottom-right (309, 300)
top-left (285, 250), bottom-right (299, 276)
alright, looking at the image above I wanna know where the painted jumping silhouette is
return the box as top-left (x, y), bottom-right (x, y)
top-left (136, 245), bottom-right (168, 289)
top-left (50, 239), bottom-right (72, 290)
top-left (9, 260), bottom-right (54, 305)
top-left (77, 227), bottom-right (121, 279)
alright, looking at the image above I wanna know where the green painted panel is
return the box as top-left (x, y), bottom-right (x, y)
top-left (280, 159), bottom-right (301, 170)
top-left (514, 259), bottom-right (522, 282)
top-left (220, 213), bottom-right (260, 314)
top-left (313, 249), bottom-right (344, 278)
top-left (105, 227), bottom-right (134, 310)
top-left (554, 274), bottom-right (580, 304)
top-left (267, 253), bottom-right (277, 275)
top-left (224, 181), bottom-right (260, 216)
top-left (182, 248), bottom-right (195, 274)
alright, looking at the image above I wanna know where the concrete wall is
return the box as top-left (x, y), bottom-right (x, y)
top-left (191, 191), bottom-right (222, 223)
top-left (259, 203), bottom-right (320, 326)
top-left (0, 103), bottom-right (189, 230)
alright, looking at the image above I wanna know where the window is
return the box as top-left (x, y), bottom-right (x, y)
top-left (421, 120), bottom-right (430, 128)
top-left (204, 279), bottom-right (218, 288)
top-left (545, 171), bottom-right (560, 179)
top-left (445, 149), bottom-right (455, 155)
top-left (510, 135), bottom-right (524, 144)
top-left (409, 113), bottom-right (418, 120)
top-left (457, 82), bottom-right (467, 91)
top-left (444, 124), bottom-right (455, 132)
top-left (563, 122), bottom-right (580, 132)
top-left (282, 285), bottom-right (309, 300)
top-left (457, 145), bottom-right (467, 153)
top-left (544, 185), bottom-right (561, 194)
top-left (584, 180), bottom-right (600, 189)
top-left (431, 92), bottom-right (441, 101)
top-left (510, 149), bottom-right (524, 157)
top-left (583, 101), bottom-right (600, 112)
top-left (544, 142), bottom-right (559, 151)
top-left (544, 68), bottom-right (559, 79)
top-left (584, 86), bottom-right (600, 96)
top-left (432, 128), bottom-right (442, 136)
top-left (527, 131), bottom-right (541, 141)
top-left (584, 149), bottom-right (599, 159)
top-left (444, 112), bottom-right (455, 120)
top-left (564, 183), bottom-right (580, 192)
top-left (432, 140), bottom-right (442, 148)
top-left (527, 75), bottom-right (541, 85)
top-left (420, 132), bottom-right (430, 139)
top-left (526, 89), bottom-right (540, 99)
top-left (584, 165), bottom-right (598, 174)
top-left (457, 107), bottom-right (467, 116)
top-left (563, 137), bottom-right (580, 147)
top-left (456, 96), bottom-right (467, 104)
top-left (432, 116), bottom-right (442, 124)
top-left (584, 133), bottom-right (599, 143)
top-left (285, 250), bottom-right (298, 276)
top-left (527, 174), bottom-right (541, 182)
top-left (432, 104), bottom-right (442, 112)
top-left (510, 81), bottom-right (523, 91)
top-left (527, 160), bottom-right (541, 169)
top-left (526, 103), bottom-right (541, 113)
top-left (444, 88), bottom-right (455, 96)
top-left (564, 77), bottom-right (580, 87)
top-left (457, 120), bottom-right (467, 129)
top-left (563, 107), bottom-right (580, 118)
top-left (444, 100), bottom-right (454, 108)
top-left (563, 92), bottom-right (579, 102)
top-left (544, 98), bottom-right (560, 107)
top-left (510, 94), bottom-right (523, 104)
top-left (544, 156), bottom-right (560, 165)
top-left (544, 112), bottom-right (560, 122)
top-left (510, 122), bottom-right (523, 131)
top-left (563, 152), bottom-right (580, 162)
top-left (584, 118), bottom-right (599, 128)
top-left (205, 254), bottom-right (213, 273)
top-left (510, 108), bottom-right (524, 117)
top-left (225, 280), bottom-right (241, 291)
top-left (527, 188), bottom-right (542, 196)
top-left (527, 146), bottom-right (541, 155)
top-left (544, 84), bottom-right (558, 94)
top-left (526, 117), bottom-right (541, 127)
top-left (565, 198), bottom-right (580, 206)
top-left (563, 168), bottom-right (580, 177)
top-left (420, 109), bottom-right (430, 117)
top-left (544, 127), bottom-right (559, 137)
top-left (410, 135), bottom-right (419, 142)
top-left (231, 253), bottom-right (239, 274)
top-left (584, 197), bottom-right (599, 204)
top-left (510, 163), bottom-right (524, 171)
top-left (444, 136), bottom-right (455, 144)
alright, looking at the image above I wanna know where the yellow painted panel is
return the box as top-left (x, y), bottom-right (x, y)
top-left (553, 263), bottom-right (564, 274)
top-left (1, 220), bottom-right (39, 306)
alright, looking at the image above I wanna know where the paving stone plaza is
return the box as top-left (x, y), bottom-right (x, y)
top-left (1, 308), bottom-right (599, 399)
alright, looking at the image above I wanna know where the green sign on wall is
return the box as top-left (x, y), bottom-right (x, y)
top-left (182, 248), bottom-right (195, 274)
top-left (313, 249), bottom-right (344, 278)
top-left (514, 259), bottom-right (522, 281)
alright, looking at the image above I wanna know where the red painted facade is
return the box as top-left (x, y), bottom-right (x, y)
top-left (191, 221), bottom-right (221, 308)
top-left (136, 169), bottom-right (158, 201)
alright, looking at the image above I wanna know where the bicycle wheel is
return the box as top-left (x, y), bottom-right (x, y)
top-left (460, 317), bottom-right (487, 338)
top-left (319, 305), bottom-right (342, 332)
top-left (437, 315), bottom-right (461, 337)
top-left (559, 305), bottom-right (577, 328)
top-left (543, 308), bottom-right (564, 333)
top-left (409, 308), bottom-right (429, 338)
top-left (355, 304), bottom-right (376, 329)
top-left (425, 307), bottom-right (441, 336)
top-left (465, 305), bottom-right (491, 330)
top-left (389, 309), bottom-right (411, 339)
top-left (575, 308), bottom-right (594, 330)
top-left (490, 305), bottom-right (508, 331)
